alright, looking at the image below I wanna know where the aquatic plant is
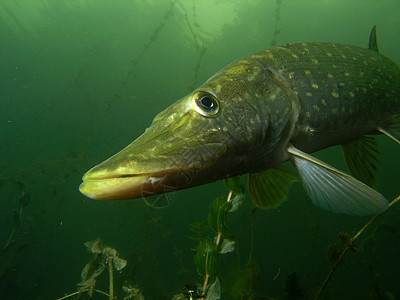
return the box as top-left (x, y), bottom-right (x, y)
top-left (270, 0), bottom-right (282, 47)
top-left (199, 178), bottom-right (244, 299)
top-left (2, 182), bottom-right (30, 254)
top-left (58, 238), bottom-right (130, 300)
top-left (285, 272), bottom-right (306, 300)
top-left (315, 194), bottom-right (400, 300)
top-left (116, 0), bottom-right (179, 95)
top-left (171, 176), bottom-right (245, 299)
top-left (122, 283), bottom-right (145, 300)
top-left (184, 0), bottom-right (208, 90)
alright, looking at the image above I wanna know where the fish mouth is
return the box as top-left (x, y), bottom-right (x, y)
top-left (79, 141), bottom-right (228, 201)
top-left (79, 169), bottom-right (180, 200)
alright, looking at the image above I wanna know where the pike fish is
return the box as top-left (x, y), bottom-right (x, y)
top-left (79, 26), bottom-right (400, 215)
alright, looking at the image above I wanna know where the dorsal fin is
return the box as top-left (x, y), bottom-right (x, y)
top-left (369, 25), bottom-right (379, 52)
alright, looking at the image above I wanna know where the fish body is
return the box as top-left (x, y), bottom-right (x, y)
top-left (266, 42), bottom-right (400, 154)
top-left (80, 27), bottom-right (400, 215)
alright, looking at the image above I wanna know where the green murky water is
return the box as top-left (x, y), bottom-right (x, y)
top-left (1, 1), bottom-right (399, 299)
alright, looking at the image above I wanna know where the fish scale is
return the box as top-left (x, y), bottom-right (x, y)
top-left (79, 27), bottom-right (399, 216)
top-left (248, 42), bottom-right (400, 152)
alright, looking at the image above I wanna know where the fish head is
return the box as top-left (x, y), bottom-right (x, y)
top-left (79, 58), bottom-right (294, 200)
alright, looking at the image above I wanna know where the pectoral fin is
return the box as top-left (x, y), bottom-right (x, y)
top-left (378, 115), bottom-right (400, 145)
top-left (248, 166), bottom-right (298, 209)
top-left (288, 145), bottom-right (388, 215)
top-left (341, 136), bottom-right (379, 187)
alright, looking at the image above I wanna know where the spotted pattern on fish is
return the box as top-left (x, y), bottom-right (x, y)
top-left (79, 38), bottom-right (400, 203)
top-left (219, 42), bottom-right (400, 154)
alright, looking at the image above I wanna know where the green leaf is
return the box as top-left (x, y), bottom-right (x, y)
top-left (206, 277), bottom-right (221, 300)
top-left (224, 176), bottom-right (246, 194)
top-left (219, 239), bottom-right (235, 254)
top-left (228, 194), bottom-right (244, 213)
top-left (194, 238), bottom-right (218, 277)
top-left (208, 197), bottom-right (230, 237)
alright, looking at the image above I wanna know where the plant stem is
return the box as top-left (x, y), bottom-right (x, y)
top-left (314, 244), bottom-right (349, 300)
top-left (201, 190), bottom-right (234, 297)
top-left (4, 226), bottom-right (17, 250)
top-left (202, 274), bottom-right (209, 296)
top-left (315, 194), bottom-right (400, 300)
top-left (247, 207), bottom-right (257, 265)
top-left (57, 289), bottom-right (110, 300)
top-left (352, 195), bottom-right (400, 241)
top-left (57, 290), bottom-right (82, 300)
top-left (109, 256), bottom-right (114, 300)
top-left (214, 190), bottom-right (233, 248)
top-left (226, 190), bottom-right (233, 203)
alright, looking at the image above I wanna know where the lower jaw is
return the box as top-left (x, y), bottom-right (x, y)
top-left (79, 175), bottom-right (154, 200)
top-left (79, 163), bottom-right (228, 200)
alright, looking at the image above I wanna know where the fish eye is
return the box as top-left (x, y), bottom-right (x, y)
top-left (193, 91), bottom-right (219, 117)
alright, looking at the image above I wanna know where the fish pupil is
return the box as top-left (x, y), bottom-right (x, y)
top-left (193, 91), bottom-right (219, 117)
top-left (201, 96), bottom-right (213, 108)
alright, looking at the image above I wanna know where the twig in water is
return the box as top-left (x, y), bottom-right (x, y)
top-left (315, 194), bottom-right (400, 300)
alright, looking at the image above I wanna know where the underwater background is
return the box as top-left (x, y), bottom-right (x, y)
top-left (1, 0), bottom-right (400, 299)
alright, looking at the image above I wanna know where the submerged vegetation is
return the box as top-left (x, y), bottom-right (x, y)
top-left (1, 0), bottom-right (400, 299)
top-left (315, 194), bottom-right (400, 300)
top-left (55, 184), bottom-right (400, 299)
top-left (57, 238), bottom-right (143, 300)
